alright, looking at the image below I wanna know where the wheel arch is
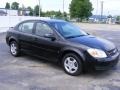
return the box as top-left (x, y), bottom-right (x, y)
top-left (59, 47), bottom-right (86, 64)
top-left (8, 37), bottom-right (18, 45)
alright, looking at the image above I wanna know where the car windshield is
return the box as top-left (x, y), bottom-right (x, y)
top-left (50, 21), bottom-right (88, 38)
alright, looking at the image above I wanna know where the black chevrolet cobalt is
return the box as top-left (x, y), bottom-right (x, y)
top-left (6, 19), bottom-right (119, 76)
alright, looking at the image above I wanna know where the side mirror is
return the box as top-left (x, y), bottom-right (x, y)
top-left (87, 33), bottom-right (90, 35)
top-left (44, 33), bottom-right (56, 41)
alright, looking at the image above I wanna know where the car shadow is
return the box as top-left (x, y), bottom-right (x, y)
top-left (22, 54), bottom-right (62, 70)
top-left (20, 54), bottom-right (120, 78)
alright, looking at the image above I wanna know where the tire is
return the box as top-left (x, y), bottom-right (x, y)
top-left (62, 53), bottom-right (83, 76)
top-left (10, 41), bottom-right (20, 57)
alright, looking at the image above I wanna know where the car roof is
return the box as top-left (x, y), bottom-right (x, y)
top-left (23, 18), bottom-right (66, 23)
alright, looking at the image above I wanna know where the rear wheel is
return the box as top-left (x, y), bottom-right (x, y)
top-left (62, 53), bottom-right (83, 76)
top-left (10, 41), bottom-right (20, 57)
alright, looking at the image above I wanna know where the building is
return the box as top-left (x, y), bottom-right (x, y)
top-left (89, 15), bottom-right (116, 24)
top-left (18, 8), bottom-right (30, 16)
top-left (0, 8), bottom-right (18, 16)
top-left (0, 8), bottom-right (30, 16)
top-left (89, 15), bottom-right (108, 23)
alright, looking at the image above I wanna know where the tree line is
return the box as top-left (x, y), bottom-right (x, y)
top-left (5, 2), bottom-right (67, 19)
top-left (5, 0), bottom-right (93, 21)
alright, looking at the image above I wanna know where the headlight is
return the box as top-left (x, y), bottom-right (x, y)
top-left (87, 48), bottom-right (107, 58)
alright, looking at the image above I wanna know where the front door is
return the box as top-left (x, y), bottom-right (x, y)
top-left (33, 22), bottom-right (61, 61)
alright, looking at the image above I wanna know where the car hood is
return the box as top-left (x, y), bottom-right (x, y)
top-left (67, 35), bottom-right (115, 51)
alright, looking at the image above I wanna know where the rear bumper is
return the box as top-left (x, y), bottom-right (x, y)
top-left (85, 52), bottom-right (120, 70)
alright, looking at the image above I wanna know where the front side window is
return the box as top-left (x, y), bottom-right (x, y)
top-left (35, 22), bottom-right (53, 36)
top-left (18, 22), bottom-right (34, 34)
top-left (50, 22), bottom-right (88, 38)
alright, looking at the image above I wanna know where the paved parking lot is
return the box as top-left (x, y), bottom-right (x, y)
top-left (0, 23), bottom-right (120, 90)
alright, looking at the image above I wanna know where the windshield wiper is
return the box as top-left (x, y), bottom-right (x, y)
top-left (66, 35), bottom-right (86, 39)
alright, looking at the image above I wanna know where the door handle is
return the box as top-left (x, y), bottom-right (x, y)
top-left (34, 37), bottom-right (38, 41)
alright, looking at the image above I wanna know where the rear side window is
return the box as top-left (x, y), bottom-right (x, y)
top-left (18, 22), bottom-right (34, 34)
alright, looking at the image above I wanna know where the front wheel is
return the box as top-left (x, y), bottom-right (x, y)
top-left (10, 41), bottom-right (20, 57)
top-left (62, 53), bottom-right (83, 76)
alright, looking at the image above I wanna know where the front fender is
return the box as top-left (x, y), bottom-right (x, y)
top-left (60, 47), bottom-right (86, 62)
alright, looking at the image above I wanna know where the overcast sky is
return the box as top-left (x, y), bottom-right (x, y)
top-left (0, 0), bottom-right (120, 16)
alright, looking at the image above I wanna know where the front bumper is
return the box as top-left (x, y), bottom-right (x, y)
top-left (85, 52), bottom-right (120, 70)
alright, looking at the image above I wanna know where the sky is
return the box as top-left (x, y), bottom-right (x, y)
top-left (0, 0), bottom-right (120, 16)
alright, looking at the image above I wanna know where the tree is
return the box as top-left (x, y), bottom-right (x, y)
top-left (34, 5), bottom-right (45, 16)
top-left (27, 7), bottom-right (33, 16)
top-left (107, 15), bottom-right (112, 18)
top-left (45, 11), bottom-right (55, 17)
top-left (116, 16), bottom-right (120, 21)
top-left (70, 0), bottom-right (93, 21)
top-left (11, 2), bottom-right (19, 10)
top-left (116, 16), bottom-right (120, 24)
top-left (55, 10), bottom-right (62, 18)
top-left (34, 5), bottom-right (40, 16)
top-left (43, 10), bottom-right (63, 18)
top-left (63, 12), bottom-right (67, 17)
top-left (5, 2), bottom-right (10, 9)
top-left (63, 12), bottom-right (68, 21)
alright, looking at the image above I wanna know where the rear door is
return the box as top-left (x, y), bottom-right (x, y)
top-left (17, 21), bottom-right (35, 52)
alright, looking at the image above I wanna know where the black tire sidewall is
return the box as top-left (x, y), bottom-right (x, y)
top-left (62, 53), bottom-right (83, 76)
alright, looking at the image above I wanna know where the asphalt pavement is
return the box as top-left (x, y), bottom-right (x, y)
top-left (0, 24), bottom-right (120, 90)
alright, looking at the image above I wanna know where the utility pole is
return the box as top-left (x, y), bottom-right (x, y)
top-left (63, 0), bottom-right (64, 18)
top-left (101, 1), bottom-right (104, 22)
top-left (95, 0), bottom-right (98, 22)
top-left (96, 0), bottom-right (98, 15)
top-left (38, 0), bottom-right (41, 17)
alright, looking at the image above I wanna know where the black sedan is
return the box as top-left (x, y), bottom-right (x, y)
top-left (6, 19), bottom-right (119, 76)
